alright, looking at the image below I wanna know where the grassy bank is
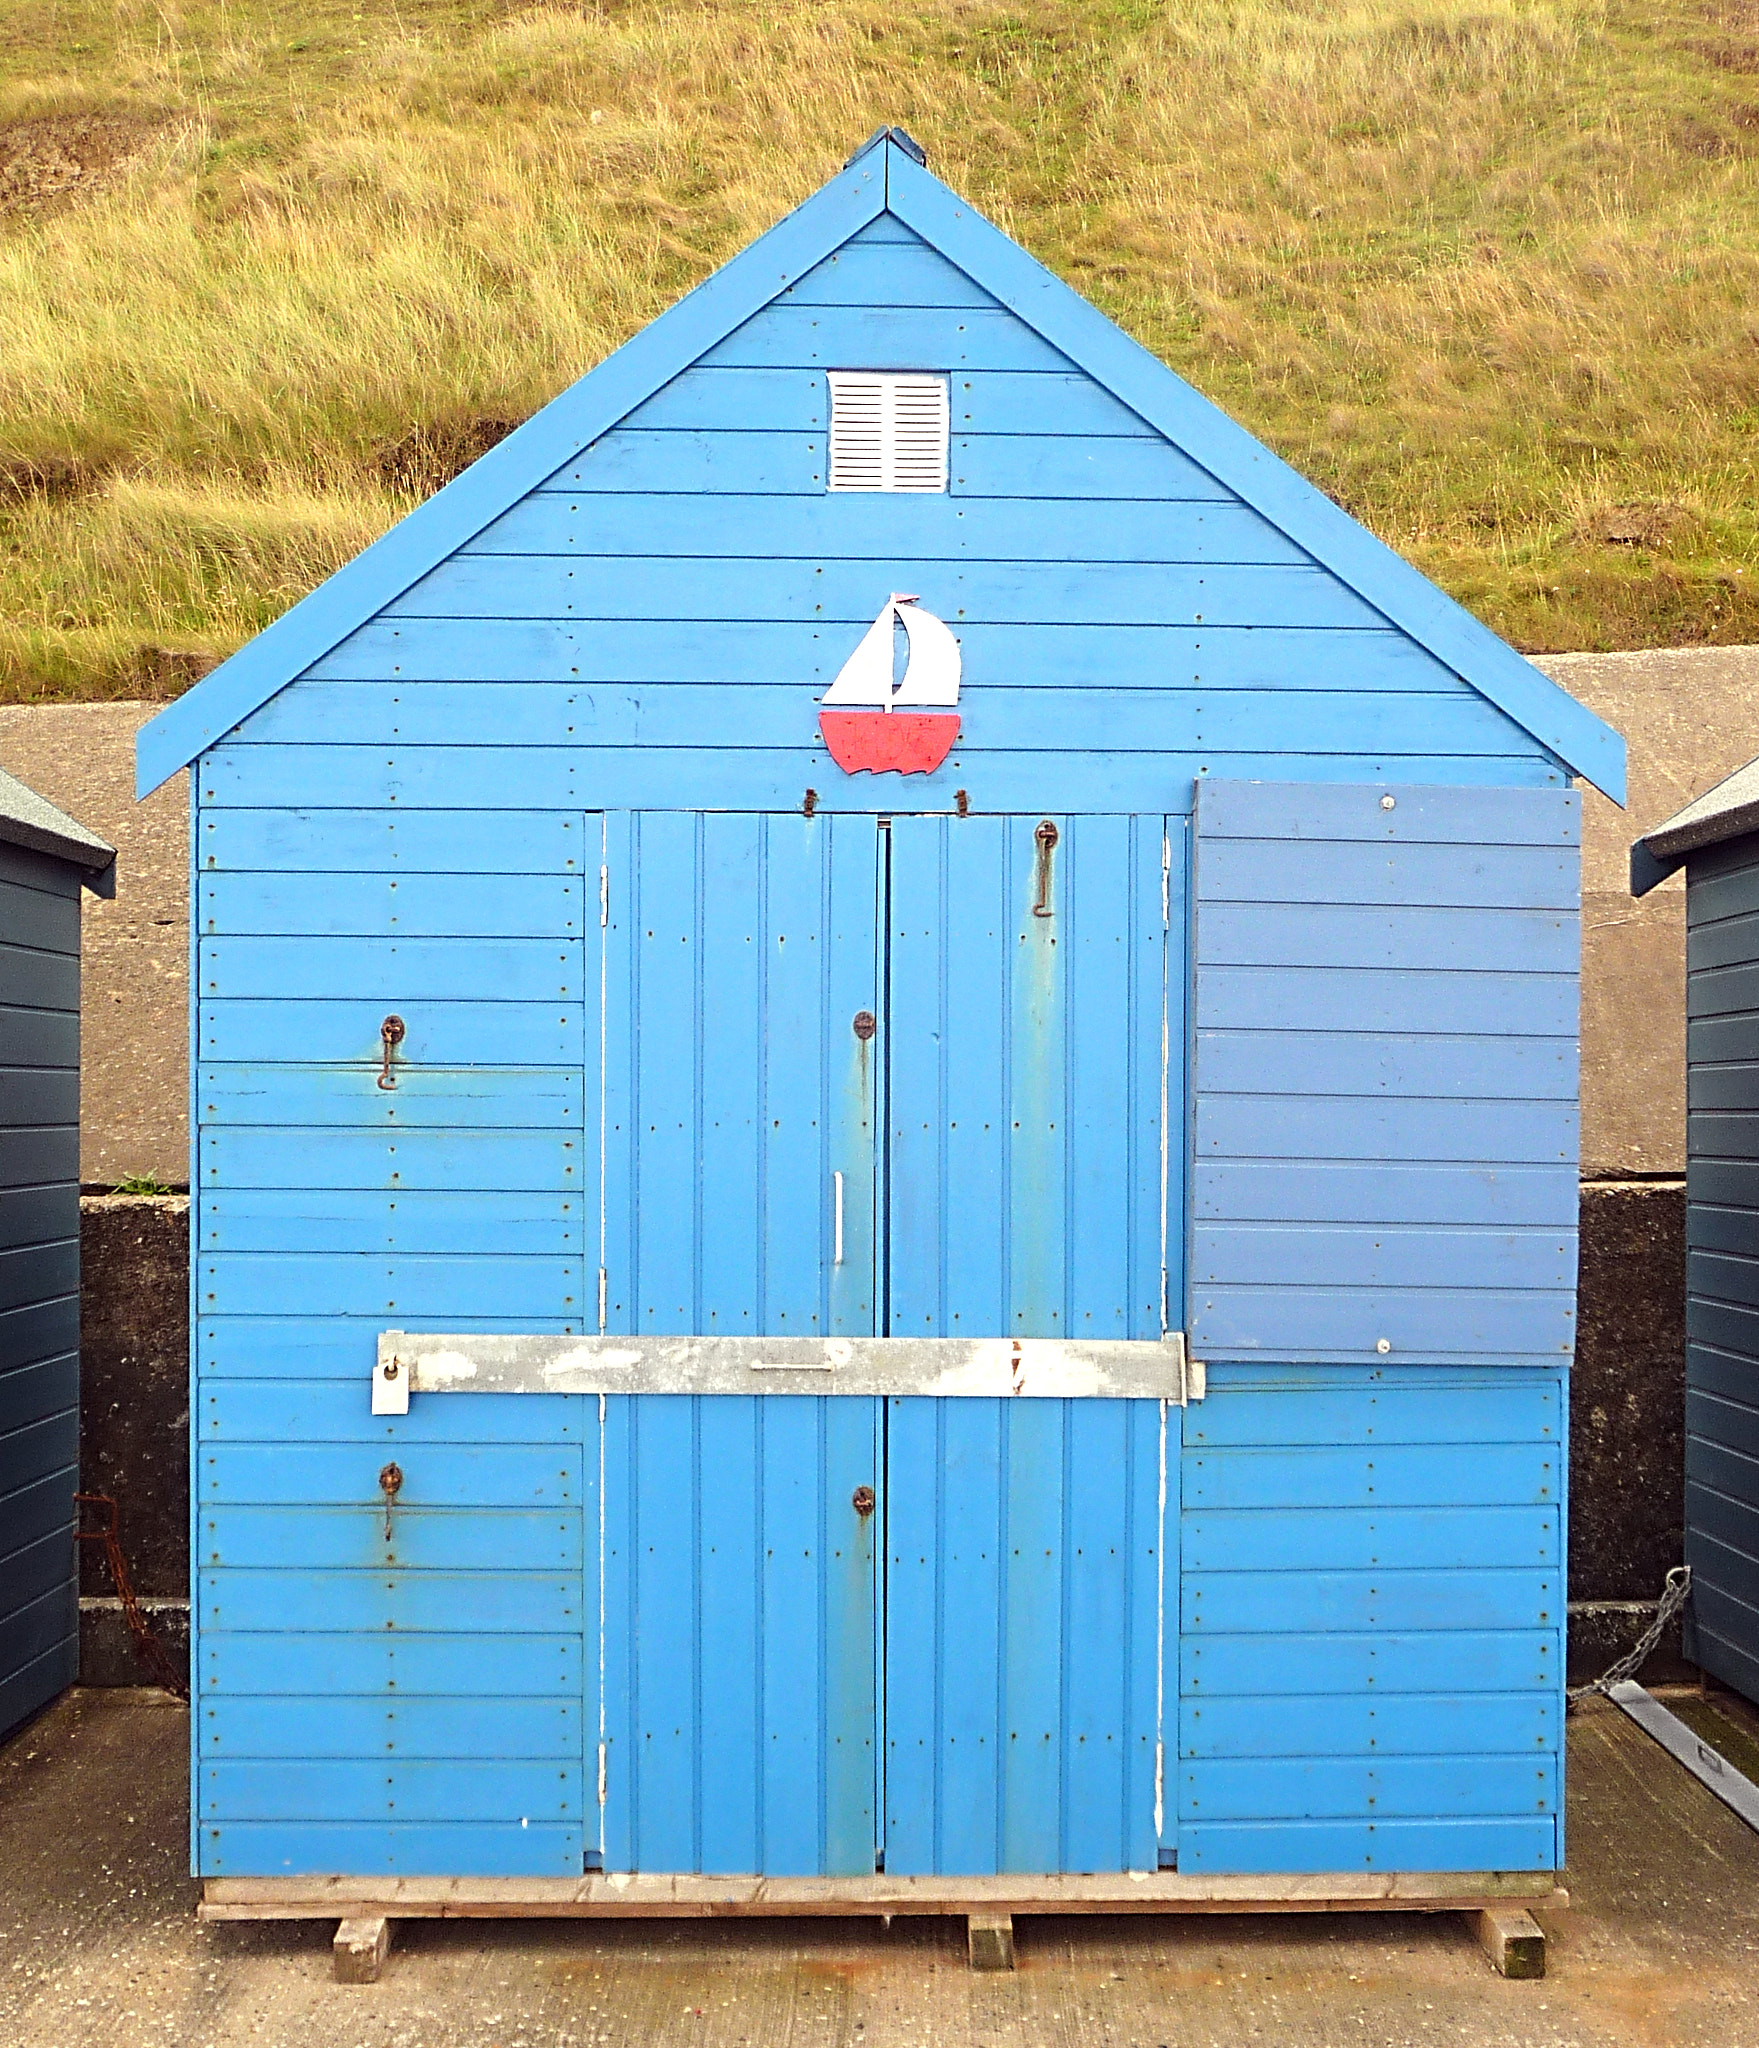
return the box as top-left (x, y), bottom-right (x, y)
top-left (0, 0), bottom-right (1755, 699)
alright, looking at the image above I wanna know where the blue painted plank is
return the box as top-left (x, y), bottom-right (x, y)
top-left (0, 1475), bottom-right (75, 1569)
top-left (1181, 1755), bottom-right (1556, 1821)
top-left (1198, 837), bottom-right (1578, 909)
top-left (1196, 1096), bottom-right (1577, 1165)
top-left (199, 806), bottom-right (585, 873)
top-left (219, 682), bottom-right (1526, 763)
top-left (0, 942), bottom-right (79, 1011)
top-left (202, 1127), bottom-right (581, 1193)
top-left (200, 935), bottom-right (583, 1002)
top-left (1184, 1384), bottom-right (1559, 1448)
top-left (1184, 1567), bottom-right (1559, 1634)
top-left (1190, 1286), bottom-right (1574, 1359)
top-left (884, 1396), bottom-right (940, 1869)
top-left (1000, 1400), bottom-right (1064, 1874)
top-left (203, 1189), bottom-right (583, 1255)
top-left (0, 1355), bottom-right (77, 1437)
top-left (198, 1065), bottom-right (583, 1129)
top-left (199, 1628), bottom-right (582, 1695)
top-left (1195, 1031), bottom-right (1576, 1100)
top-left (697, 1395), bottom-right (760, 1873)
top-left (198, 871), bottom-right (582, 939)
top-left (200, 1505), bottom-right (580, 1571)
top-left (201, 1381), bottom-right (587, 1446)
top-left (0, 1409), bottom-right (78, 1492)
top-left (759, 1398), bottom-right (826, 1873)
top-left (0, 1296), bottom-right (79, 1374)
top-left (199, 1444), bottom-right (579, 1507)
top-left (201, 1570), bottom-right (578, 1634)
top-left (200, 1819), bottom-right (583, 1877)
top-left (198, 1252), bottom-right (583, 1320)
top-left (933, 1399), bottom-right (1004, 1874)
top-left (1690, 1063), bottom-right (1759, 1113)
top-left (0, 880), bottom-right (79, 955)
top-left (201, 1000), bottom-right (582, 1068)
top-left (1198, 779), bottom-right (1579, 848)
top-left (199, 1695), bottom-right (579, 1759)
top-left (1198, 902), bottom-right (1576, 973)
top-left (629, 1393), bottom-right (699, 1866)
top-left (1177, 1816), bottom-right (1555, 1872)
top-left (0, 1071), bottom-right (78, 1130)
top-left (1192, 1224), bottom-right (1574, 1291)
top-left (305, 618), bottom-right (1462, 692)
top-left (699, 306), bottom-right (1073, 372)
top-left (1181, 1692), bottom-right (1556, 1759)
top-left (823, 1395), bottom-right (881, 1873)
top-left (1689, 912), bottom-right (1759, 974)
top-left (477, 490), bottom-right (1311, 565)
top-left (1193, 1164), bottom-right (1574, 1226)
top-left (1062, 1399), bottom-right (1141, 1872)
top-left (0, 1004), bottom-right (79, 1070)
top-left (776, 241), bottom-right (998, 308)
top-left (386, 556), bottom-right (1384, 631)
top-left (0, 1525), bottom-right (80, 1617)
top-left (0, 1238), bottom-right (78, 1316)
top-left (1182, 1630), bottom-right (1558, 1696)
top-left (1184, 1445), bottom-right (1557, 1510)
top-left (0, 1581), bottom-right (76, 1673)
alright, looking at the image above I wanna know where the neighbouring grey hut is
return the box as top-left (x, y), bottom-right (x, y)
top-left (1634, 757), bottom-right (1759, 1703)
top-left (0, 763), bottom-right (114, 1737)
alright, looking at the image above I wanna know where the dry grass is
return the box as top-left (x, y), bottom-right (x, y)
top-left (0, 0), bottom-right (1754, 698)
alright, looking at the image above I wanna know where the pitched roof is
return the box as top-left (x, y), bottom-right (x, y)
top-left (0, 761), bottom-right (115, 881)
top-left (136, 133), bottom-right (1627, 804)
top-left (1630, 751), bottom-right (1759, 895)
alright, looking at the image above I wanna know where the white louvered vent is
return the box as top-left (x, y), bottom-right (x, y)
top-left (827, 372), bottom-right (949, 493)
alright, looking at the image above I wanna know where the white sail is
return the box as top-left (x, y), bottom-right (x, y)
top-left (893, 603), bottom-right (961, 707)
top-left (820, 595), bottom-right (961, 711)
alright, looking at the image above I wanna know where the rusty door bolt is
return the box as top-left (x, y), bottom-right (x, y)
top-left (379, 1461), bottom-right (403, 1541)
top-left (1033, 820), bottom-right (1059, 918)
top-left (378, 1015), bottom-right (406, 1090)
top-left (852, 1010), bottom-right (877, 1042)
top-left (852, 1485), bottom-right (876, 1517)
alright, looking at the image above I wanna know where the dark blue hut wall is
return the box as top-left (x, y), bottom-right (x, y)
top-left (0, 839), bottom-right (82, 1736)
top-left (1684, 831), bottom-right (1759, 1698)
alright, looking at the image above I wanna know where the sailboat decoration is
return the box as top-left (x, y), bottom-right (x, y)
top-left (818, 594), bottom-right (961, 775)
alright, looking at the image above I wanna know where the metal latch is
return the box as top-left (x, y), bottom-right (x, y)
top-left (374, 1329), bottom-right (410, 1415)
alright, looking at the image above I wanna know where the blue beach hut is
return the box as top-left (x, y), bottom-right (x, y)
top-left (139, 132), bottom-right (1622, 1963)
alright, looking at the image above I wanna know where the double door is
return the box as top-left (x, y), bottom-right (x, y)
top-left (596, 811), bottom-right (1179, 1876)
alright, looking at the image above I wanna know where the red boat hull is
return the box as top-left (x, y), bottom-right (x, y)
top-left (818, 710), bottom-right (960, 776)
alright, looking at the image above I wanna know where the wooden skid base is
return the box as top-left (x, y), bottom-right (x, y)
top-left (201, 1870), bottom-right (1565, 1924)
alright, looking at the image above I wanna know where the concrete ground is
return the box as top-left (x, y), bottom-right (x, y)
top-left (5, 1690), bottom-right (1759, 2047)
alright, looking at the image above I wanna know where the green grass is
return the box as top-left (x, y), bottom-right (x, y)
top-left (0, 0), bottom-right (1754, 700)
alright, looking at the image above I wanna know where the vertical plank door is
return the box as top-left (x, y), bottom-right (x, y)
top-left (882, 813), bottom-right (1175, 1874)
top-left (597, 812), bottom-right (883, 1874)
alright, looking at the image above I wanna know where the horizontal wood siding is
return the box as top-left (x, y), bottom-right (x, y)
top-left (1189, 781), bottom-right (1580, 1366)
top-left (1684, 833), bottom-right (1759, 1697)
top-left (0, 841), bottom-right (80, 1736)
top-left (195, 804), bottom-right (590, 1876)
top-left (268, 220), bottom-right (1559, 816)
top-left (1180, 1366), bottom-right (1563, 1872)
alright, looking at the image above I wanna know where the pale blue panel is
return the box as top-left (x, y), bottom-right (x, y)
top-left (201, 1506), bottom-right (580, 1572)
top-left (201, 1630), bottom-right (582, 1695)
top-left (388, 557), bottom-right (1383, 631)
top-left (1177, 964), bottom-right (1579, 1035)
top-left (199, 871), bottom-right (582, 939)
top-left (1180, 1817), bottom-right (1555, 1873)
top-left (203, 1188), bottom-right (584, 1255)
top-left (699, 305), bottom-right (1072, 371)
top-left (1189, 1285), bottom-right (1575, 1360)
top-left (200, 806), bottom-right (585, 873)
top-left (201, 934), bottom-right (583, 1001)
top-left (1197, 780), bottom-right (1581, 848)
top-left (200, 1820), bottom-right (582, 1877)
top-left (1182, 1755), bottom-right (1556, 1821)
top-left (1200, 836), bottom-right (1578, 910)
top-left (1181, 1692), bottom-right (1556, 1759)
top-left (201, 1695), bottom-right (579, 1759)
top-left (1199, 902), bottom-right (1575, 974)
top-left (201, 1570), bottom-right (578, 1634)
top-left (476, 491), bottom-right (1310, 565)
top-left (198, 1065), bottom-right (582, 1129)
top-left (203, 1127), bottom-right (582, 1192)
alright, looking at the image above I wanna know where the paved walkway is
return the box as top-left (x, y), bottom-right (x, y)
top-left (5, 1688), bottom-right (1759, 2046)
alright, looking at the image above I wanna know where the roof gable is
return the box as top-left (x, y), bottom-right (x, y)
top-left (137, 137), bottom-right (1625, 803)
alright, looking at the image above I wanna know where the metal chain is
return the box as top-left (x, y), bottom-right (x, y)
top-left (74, 1492), bottom-right (190, 1703)
top-left (1567, 1564), bottom-right (1692, 1712)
